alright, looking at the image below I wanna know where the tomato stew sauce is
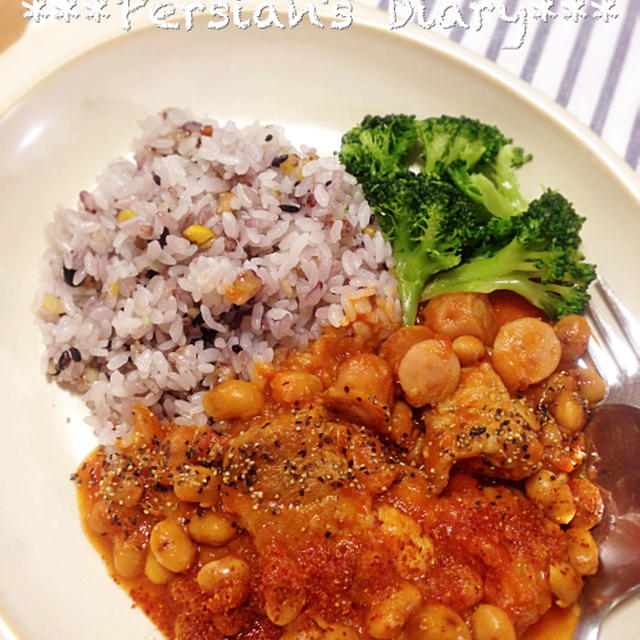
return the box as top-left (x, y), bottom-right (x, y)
top-left (75, 292), bottom-right (605, 640)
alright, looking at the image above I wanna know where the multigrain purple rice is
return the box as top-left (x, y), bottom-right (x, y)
top-left (35, 109), bottom-right (397, 444)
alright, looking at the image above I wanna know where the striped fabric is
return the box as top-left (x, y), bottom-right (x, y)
top-left (365, 0), bottom-right (640, 171)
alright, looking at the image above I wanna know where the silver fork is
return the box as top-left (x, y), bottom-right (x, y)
top-left (584, 276), bottom-right (640, 404)
top-left (571, 276), bottom-right (640, 640)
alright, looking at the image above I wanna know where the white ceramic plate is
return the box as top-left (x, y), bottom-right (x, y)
top-left (1, 5), bottom-right (639, 639)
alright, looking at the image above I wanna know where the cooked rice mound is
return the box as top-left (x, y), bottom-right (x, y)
top-left (35, 109), bottom-right (397, 442)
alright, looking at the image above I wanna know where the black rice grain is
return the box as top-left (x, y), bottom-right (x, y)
top-left (271, 154), bottom-right (288, 168)
top-left (279, 204), bottom-right (301, 213)
top-left (56, 350), bottom-right (72, 373)
top-left (62, 266), bottom-right (82, 287)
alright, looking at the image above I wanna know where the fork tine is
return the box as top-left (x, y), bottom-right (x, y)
top-left (586, 305), bottom-right (624, 387)
top-left (596, 277), bottom-right (640, 360)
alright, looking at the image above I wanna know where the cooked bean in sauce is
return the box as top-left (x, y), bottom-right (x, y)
top-left (76, 292), bottom-right (603, 640)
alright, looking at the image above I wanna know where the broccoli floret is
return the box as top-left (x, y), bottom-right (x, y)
top-left (416, 115), bottom-right (506, 172)
top-left (339, 114), bottom-right (417, 186)
top-left (338, 113), bottom-right (594, 322)
top-left (368, 171), bottom-right (489, 325)
top-left (416, 116), bottom-right (531, 218)
top-left (419, 191), bottom-right (596, 320)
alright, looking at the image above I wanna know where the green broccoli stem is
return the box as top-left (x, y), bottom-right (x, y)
top-left (449, 170), bottom-right (525, 219)
top-left (465, 175), bottom-right (525, 218)
top-left (418, 242), bottom-right (565, 317)
top-left (398, 277), bottom-right (424, 327)
top-left (491, 145), bottom-right (530, 213)
top-left (394, 242), bottom-right (450, 326)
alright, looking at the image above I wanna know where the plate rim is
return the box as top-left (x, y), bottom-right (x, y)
top-left (1, 6), bottom-right (639, 639)
top-left (1, 2), bottom-right (639, 205)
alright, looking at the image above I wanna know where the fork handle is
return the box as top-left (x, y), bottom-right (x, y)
top-left (572, 599), bottom-right (609, 640)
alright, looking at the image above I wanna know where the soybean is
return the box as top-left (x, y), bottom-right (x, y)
top-left (112, 535), bottom-right (145, 579)
top-left (187, 510), bottom-right (236, 546)
top-left (265, 584), bottom-right (307, 626)
top-left (470, 605), bottom-right (516, 640)
top-left (554, 315), bottom-right (590, 361)
top-left (366, 582), bottom-right (422, 639)
top-left (525, 470), bottom-right (576, 525)
top-left (270, 370), bottom-right (323, 404)
top-left (406, 603), bottom-right (471, 640)
top-left (145, 551), bottom-right (173, 585)
top-left (203, 379), bottom-right (264, 420)
top-left (566, 527), bottom-right (598, 576)
top-left (149, 520), bottom-right (195, 573)
top-left (549, 561), bottom-right (583, 607)
top-left (197, 556), bottom-right (251, 612)
top-left (452, 335), bottom-right (486, 367)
